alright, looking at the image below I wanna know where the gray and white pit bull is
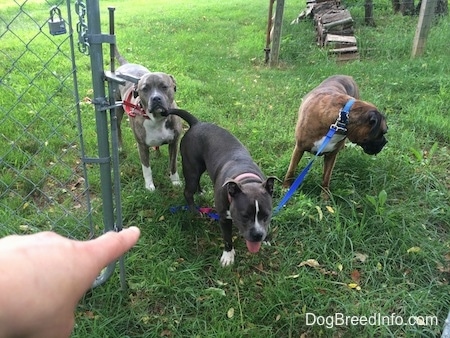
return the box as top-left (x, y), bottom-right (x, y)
top-left (162, 108), bottom-right (277, 266)
top-left (114, 46), bottom-right (182, 191)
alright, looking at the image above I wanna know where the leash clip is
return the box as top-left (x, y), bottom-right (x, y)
top-left (331, 98), bottom-right (355, 134)
top-left (330, 121), bottom-right (348, 133)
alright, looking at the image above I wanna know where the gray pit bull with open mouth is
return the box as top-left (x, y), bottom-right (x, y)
top-left (162, 108), bottom-right (277, 266)
top-left (114, 46), bottom-right (182, 191)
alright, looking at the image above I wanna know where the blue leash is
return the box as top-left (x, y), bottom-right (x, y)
top-left (273, 98), bottom-right (355, 214)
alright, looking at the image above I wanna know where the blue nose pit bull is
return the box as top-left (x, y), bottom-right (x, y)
top-left (114, 46), bottom-right (182, 191)
top-left (162, 108), bottom-right (277, 266)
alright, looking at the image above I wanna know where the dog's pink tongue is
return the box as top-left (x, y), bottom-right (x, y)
top-left (246, 240), bottom-right (262, 253)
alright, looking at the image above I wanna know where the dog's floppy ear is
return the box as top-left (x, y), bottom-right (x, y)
top-left (368, 110), bottom-right (381, 126)
top-left (169, 74), bottom-right (177, 92)
top-left (264, 176), bottom-right (281, 196)
top-left (368, 110), bottom-right (386, 138)
top-left (223, 179), bottom-right (242, 197)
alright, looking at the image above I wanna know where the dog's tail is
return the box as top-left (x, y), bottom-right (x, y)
top-left (114, 45), bottom-right (128, 66)
top-left (165, 108), bottom-right (199, 127)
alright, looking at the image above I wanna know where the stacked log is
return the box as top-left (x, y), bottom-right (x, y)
top-left (293, 0), bottom-right (359, 62)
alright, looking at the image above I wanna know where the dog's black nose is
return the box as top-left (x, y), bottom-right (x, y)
top-left (249, 228), bottom-right (264, 242)
top-left (152, 95), bottom-right (162, 104)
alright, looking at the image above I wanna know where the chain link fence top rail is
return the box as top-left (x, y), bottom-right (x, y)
top-left (0, 0), bottom-right (98, 239)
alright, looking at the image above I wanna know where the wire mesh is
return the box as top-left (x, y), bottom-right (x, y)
top-left (0, 0), bottom-right (95, 240)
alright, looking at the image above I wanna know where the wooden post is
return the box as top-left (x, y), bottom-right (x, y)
top-left (265, 0), bottom-right (275, 63)
top-left (269, 0), bottom-right (285, 67)
top-left (411, 0), bottom-right (438, 57)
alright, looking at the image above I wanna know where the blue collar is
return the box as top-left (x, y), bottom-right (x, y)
top-left (331, 98), bottom-right (355, 133)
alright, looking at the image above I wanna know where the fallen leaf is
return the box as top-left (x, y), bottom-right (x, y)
top-left (437, 264), bottom-right (450, 273)
top-left (255, 262), bottom-right (264, 272)
top-left (437, 263), bottom-right (450, 273)
top-left (354, 252), bottom-right (368, 263)
top-left (158, 215), bottom-right (165, 221)
top-left (71, 177), bottom-right (85, 191)
top-left (351, 269), bottom-right (361, 283)
top-left (337, 263), bottom-right (343, 271)
top-left (205, 287), bottom-right (226, 297)
top-left (285, 274), bottom-right (300, 279)
top-left (377, 262), bottom-right (383, 271)
top-left (160, 329), bottom-right (172, 337)
top-left (326, 205), bottom-right (335, 213)
top-left (227, 307), bottom-right (235, 318)
top-left (275, 314), bottom-right (281, 321)
top-left (215, 280), bottom-right (228, 286)
top-left (298, 259), bottom-right (337, 276)
top-left (299, 259), bottom-right (320, 268)
top-left (315, 205), bottom-right (323, 221)
top-left (415, 317), bottom-right (425, 326)
top-left (347, 283), bottom-right (361, 290)
top-left (319, 267), bottom-right (338, 276)
top-left (84, 310), bottom-right (96, 319)
top-left (407, 246), bottom-right (421, 253)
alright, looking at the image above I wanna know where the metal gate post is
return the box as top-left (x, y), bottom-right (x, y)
top-left (84, 0), bottom-right (119, 287)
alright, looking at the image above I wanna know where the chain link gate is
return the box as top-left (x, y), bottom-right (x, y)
top-left (0, 0), bottom-right (126, 288)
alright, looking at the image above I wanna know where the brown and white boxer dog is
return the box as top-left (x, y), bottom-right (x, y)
top-left (283, 75), bottom-right (388, 194)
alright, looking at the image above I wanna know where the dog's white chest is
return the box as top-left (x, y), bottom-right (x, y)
top-left (311, 134), bottom-right (346, 154)
top-left (143, 118), bottom-right (175, 147)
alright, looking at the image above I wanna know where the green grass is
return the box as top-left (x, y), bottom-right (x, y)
top-left (1, 0), bottom-right (450, 336)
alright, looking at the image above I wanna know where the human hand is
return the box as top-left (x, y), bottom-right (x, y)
top-left (0, 227), bottom-right (140, 338)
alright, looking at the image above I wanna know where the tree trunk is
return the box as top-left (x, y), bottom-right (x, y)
top-left (364, 0), bottom-right (376, 25)
top-left (400, 0), bottom-right (416, 15)
top-left (394, 0), bottom-right (448, 15)
top-left (392, 0), bottom-right (401, 12)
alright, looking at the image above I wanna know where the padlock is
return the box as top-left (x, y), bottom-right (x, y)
top-left (48, 6), bottom-right (67, 36)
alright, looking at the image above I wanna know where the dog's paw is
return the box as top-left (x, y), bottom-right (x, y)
top-left (170, 173), bottom-right (182, 186)
top-left (145, 182), bottom-right (156, 191)
top-left (320, 187), bottom-right (331, 200)
top-left (220, 249), bottom-right (235, 267)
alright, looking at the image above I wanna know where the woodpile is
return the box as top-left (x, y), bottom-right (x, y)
top-left (292, 0), bottom-right (359, 62)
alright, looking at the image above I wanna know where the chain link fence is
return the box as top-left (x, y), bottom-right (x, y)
top-left (1, 0), bottom-right (124, 286)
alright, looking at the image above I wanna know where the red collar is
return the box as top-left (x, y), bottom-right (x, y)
top-left (122, 89), bottom-right (148, 119)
